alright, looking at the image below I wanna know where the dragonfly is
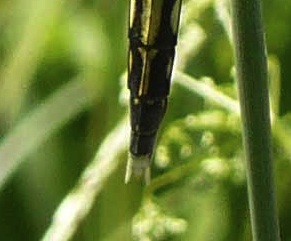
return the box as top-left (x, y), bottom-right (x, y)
top-left (125, 0), bottom-right (183, 183)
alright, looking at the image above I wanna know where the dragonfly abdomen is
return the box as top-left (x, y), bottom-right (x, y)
top-left (126, 0), bottom-right (182, 183)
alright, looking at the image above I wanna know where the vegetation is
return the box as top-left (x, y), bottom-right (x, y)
top-left (0, 0), bottom-right (290, 240)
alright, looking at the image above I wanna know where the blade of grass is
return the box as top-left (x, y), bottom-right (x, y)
top-left (230, 0), bottom-right (281, 240)
top-left (0, 76), bottom-right (97, 191)
top-left (215, 0), bottom-right (233, 45)
top-left (174, 71), bottom-right (240, 115)
top-left (41, 116), bottom-right (129, 241)
top-left (0, 0), bottom-right (66, 121)
top-left (216, 0), bottom-right (291, 170)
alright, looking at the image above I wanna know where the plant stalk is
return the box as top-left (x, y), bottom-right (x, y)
top-left (230, 0), bottom-right (281, 240)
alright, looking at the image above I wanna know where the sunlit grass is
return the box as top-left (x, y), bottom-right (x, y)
top-left (0, 76), bottom-right (97, 189)
top-left (0, 0), bottom-right (66, 122)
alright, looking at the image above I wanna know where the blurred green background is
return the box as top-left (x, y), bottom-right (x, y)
top-left (0, 0), bottom-right (291, 240)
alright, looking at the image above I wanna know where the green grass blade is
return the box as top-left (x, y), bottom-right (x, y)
top-left (0, 77), bottom-right (96, 190)
top-left (0, 0), bottom-right (66, 121)
top-left (231, 0), bottom-right (281, 240)
top-left (41, 116), bottom-right (129, 241)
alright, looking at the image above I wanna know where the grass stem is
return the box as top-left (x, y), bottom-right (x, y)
top-left (231, 0), bottom-right (281, 240)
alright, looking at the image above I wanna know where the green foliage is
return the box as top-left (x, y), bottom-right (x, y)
top-left (0, 0), bottom-right (290, 240)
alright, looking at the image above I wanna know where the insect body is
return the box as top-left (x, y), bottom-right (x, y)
top-left (126, 0), bottom-right (182, 183)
